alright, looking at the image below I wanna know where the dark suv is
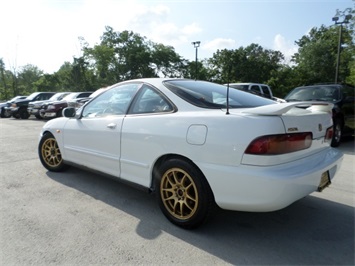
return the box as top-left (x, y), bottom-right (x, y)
top-left (284, 84), bottom-right (354, 147)
top-left (7, 92), bottom-right (56, 119)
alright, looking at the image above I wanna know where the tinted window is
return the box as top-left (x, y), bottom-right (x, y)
top-left (261, 86), bottom-right (271, 97)
top-left (164, 80), bottom-right (274, 108)
top-left (250, 85), bottom-right (260, 94)
top-left (129, 85), bottom-right (174, 114)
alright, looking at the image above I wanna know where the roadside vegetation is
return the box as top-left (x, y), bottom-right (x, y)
top-left (0, 8), bottom-right (353, 100)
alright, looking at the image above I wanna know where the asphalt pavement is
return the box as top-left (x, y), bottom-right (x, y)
top-left (0, 117), bottom-right (354, 265)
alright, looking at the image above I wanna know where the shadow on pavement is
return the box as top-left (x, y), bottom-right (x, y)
top-left (47, 163), bottom-right (354, 265)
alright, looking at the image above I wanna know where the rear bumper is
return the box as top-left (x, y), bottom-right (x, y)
top-left (200, 147), bottom-right (343, 212)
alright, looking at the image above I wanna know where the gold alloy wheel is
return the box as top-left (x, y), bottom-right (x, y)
top-left (41, 137), bottom-right (63, 168)
top-left (160, 167), bottom-right (198, 220)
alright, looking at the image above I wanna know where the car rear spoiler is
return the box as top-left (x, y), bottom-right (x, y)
top-left (242, 102), bottom-right (334, 116)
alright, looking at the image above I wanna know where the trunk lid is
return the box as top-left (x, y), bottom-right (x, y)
top-left (242, 102), bottom-right (333, 139)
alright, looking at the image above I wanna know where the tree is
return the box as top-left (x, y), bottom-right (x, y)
top-left (206, 44), bottom-right (284, 84)
top-left (292, 8), bottom-right (354, 85)
top-left (16, 64), bottom-right (43, 95)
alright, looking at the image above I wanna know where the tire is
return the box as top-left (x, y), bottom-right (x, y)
top-left (2, 109), bottom-right (11, 118)
top-left (331, 119), bottom-right (342, 147)
top-left (0, 108), bottom-right (6, 118)
top-left (156, 158), bottom-right (215, 229)
top-left (35, 114), bottom-right (42, 119)
top-left (38, 133), bottom-right (69, 172)
top-left (19, 108), bottom-right (30, 119)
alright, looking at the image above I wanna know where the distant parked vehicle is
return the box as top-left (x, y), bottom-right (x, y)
top-left (284, 83), bottom-right (355, 147)
top-left (227, 83), bottom-right (274, 99)
top-left (28, 92), bottom-right (71, 119)
top-left (67, 87), bottom-right (109, 110)
top-left (6, 92), bottom-right (56, 119)
top-left (0, 96), bottom-right (27, 118)
top-left (40, 92), bottom-right (93, 118)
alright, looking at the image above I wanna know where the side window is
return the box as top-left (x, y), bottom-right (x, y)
top-left (250, 85), bottom-right (261, 95)
top-left (130, 85), bottom-right (173, 114)
top-left (82, 83), bottom-right (140, 118)
top-left (261, 86), bottom-right (271, 98)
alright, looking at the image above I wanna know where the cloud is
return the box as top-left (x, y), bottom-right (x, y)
top-left (0, 0), bottom-right (202, 73)
top-left (273, 34), bottom-right (298, 63)
top-left (203, 38), bottom-right (236, 52)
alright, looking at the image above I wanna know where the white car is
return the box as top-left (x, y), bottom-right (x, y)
top-left (38, 78), bottom-right (343, 229)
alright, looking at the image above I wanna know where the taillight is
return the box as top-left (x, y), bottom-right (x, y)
top-left (245, 133), bottom-right (313, 155)
top-left (324, 126), bottom-right (333, 144)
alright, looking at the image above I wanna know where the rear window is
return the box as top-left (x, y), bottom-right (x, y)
top-left (164, 80), bottom-right (275, 109)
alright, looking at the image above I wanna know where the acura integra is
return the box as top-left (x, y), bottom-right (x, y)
top-left (38, 79), bottom-right (343, 229)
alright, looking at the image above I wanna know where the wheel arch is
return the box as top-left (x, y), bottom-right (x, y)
top-left (150, 153), bottom-right (215, 198)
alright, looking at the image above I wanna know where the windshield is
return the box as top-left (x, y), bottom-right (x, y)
top-left (62, 93), bottom-right (79, 101)
top-left (164, 80), bottom-right (275, 109)
top-left (49, 93), bottom-right (70, 101)
top-left (285, 85), bottom-right (341, 102)
top-left (26, 93), bottom-right (40, 100)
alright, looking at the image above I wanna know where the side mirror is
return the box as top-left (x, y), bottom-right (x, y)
top-left (63, 107), bottom-right (76, 118)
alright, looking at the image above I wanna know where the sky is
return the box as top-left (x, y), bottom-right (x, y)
top-left (0, 0), bottom-right (353, 74)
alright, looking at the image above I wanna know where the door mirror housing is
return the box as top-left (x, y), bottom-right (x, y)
top-left (63, 107), bottom-right (76, 118)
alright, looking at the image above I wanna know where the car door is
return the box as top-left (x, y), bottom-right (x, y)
top-left (119, 84), bottom-right (175, 187)
top-left (62, 83), bottom-right (141, 177)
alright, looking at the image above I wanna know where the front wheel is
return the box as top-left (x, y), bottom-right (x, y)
top-left (156, 158), bottom-right (215, 229)
top-left (38, 133), bottom-right (69, 172)
top-left (19, 109), bottom-right (29, 119)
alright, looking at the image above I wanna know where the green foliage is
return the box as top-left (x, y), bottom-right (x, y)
top-left (0, 7), bottom-right (354, 100)
top-left (206, 44), bottom-right (284, 84)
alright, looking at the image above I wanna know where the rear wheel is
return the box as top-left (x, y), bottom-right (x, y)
top-left (156, 158), bottom-right (215, 229)
top-left (331, 119), bottom-right (342, 147)
top-left (38, 133), bottom-right (69, 172)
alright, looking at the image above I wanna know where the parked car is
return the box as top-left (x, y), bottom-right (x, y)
top-left (284, 83), bottom-right (355, 147)
top-left (227, 83), bottom-right (274, 99)
top-left (0, 96), bottom-right (27, 118)
top-left (38, 78), bottom-right (343, 229)
top-left (67, 87), bottom-right (108, 110)
top-left (40, 92), bottom-right (93, 119)
top-left (28, 92), bottom-right (71, 119)
top-left (7, 92), bottom-right (56, 119)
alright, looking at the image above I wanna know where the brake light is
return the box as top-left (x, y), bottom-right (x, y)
top-left (324, 126), bottom-right (333, 144)
top-left (245, 133), bottom-right (312, 155)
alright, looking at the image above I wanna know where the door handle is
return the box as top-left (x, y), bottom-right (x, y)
top-left (107, 123), bottom-right (117, 129)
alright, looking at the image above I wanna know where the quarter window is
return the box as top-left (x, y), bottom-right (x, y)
top-left (130, 85), bottom-right (173, 114)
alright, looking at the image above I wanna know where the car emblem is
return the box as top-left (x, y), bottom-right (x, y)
top-left (318, 124), bottom-right (322, 131)
top-left (288, 127), bottom-right (298, 132)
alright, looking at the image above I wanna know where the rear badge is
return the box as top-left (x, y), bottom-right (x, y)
top-left (287, 127), bottom-right (298, 132)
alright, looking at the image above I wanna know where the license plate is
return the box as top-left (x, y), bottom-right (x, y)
top-left (318, 171), bottom-right (331, 192)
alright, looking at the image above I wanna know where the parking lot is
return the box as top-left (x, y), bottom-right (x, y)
top-left (1, 117), bottom-right (354, 265)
